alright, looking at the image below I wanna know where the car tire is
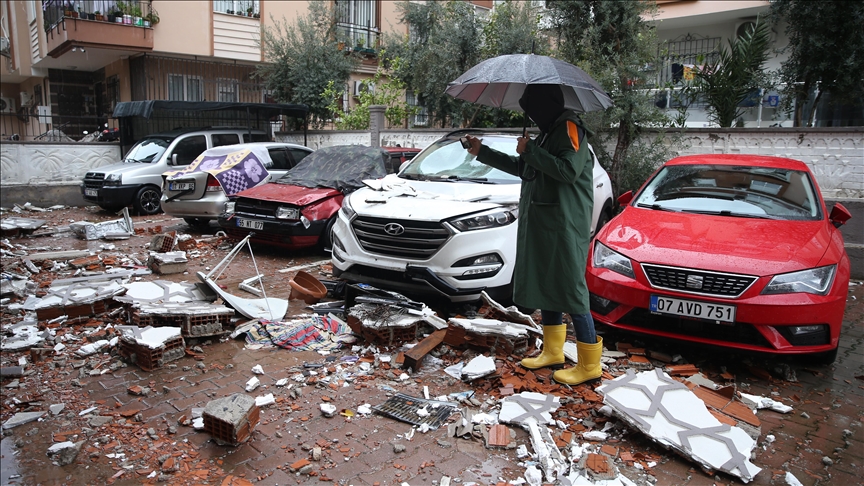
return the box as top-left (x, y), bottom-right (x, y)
top-left (593, 200), bottom-right (613, 237)
top-left (184, 217), bottom-right (211, 227)
top-left (319, 216), bottom-right (337, 251)
top-left (133, 186), bottom-right (162, 215)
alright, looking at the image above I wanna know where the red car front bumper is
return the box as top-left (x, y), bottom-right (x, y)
top-left (586, 263), bottom-right (846, 356)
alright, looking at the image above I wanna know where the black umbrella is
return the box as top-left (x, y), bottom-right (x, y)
top-left (445, 54), bottom-right (613, 113)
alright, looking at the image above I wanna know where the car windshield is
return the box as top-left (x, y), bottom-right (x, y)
top-left (123, 137), bottom-right (171, 163)
top-left (400, 136), bottom-right (521, 183)
top-left (633, 164), bottom-right (822, 221)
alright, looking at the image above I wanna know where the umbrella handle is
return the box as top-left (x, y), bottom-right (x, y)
top-left (519, 115), bottom-right (537, 181)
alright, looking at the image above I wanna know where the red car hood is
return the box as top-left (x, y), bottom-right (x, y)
top-left (601, 208), bottom-right (833, 276)
top-left (235, 183), bottom-right (341, 206)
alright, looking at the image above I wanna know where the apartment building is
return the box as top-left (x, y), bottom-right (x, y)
top-left (1, 0), bottom-right (497, 141)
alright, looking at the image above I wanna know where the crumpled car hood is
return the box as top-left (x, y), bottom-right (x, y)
top-left (350, 175), bottom-right (520, 221)
top-left (600, 207), bottom-right (834, 276)
top-left (235, 183), bottom-right (340, 206)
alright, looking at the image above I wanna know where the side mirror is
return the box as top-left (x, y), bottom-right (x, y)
top-left (617, 191), bottom-right (633, 206)
top-left (171, 153), bottom-right (178, 166)
top-left (829, 203), bottom-right (852, 228)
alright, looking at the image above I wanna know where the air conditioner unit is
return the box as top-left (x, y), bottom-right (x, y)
top-left (353, 80), bottom-right (374, 96)
top-left (735, 21), bottom-right (757, 39)
top-left (0, 37), bottom-right (10, 57)
top-left (0, 96), bottom-right (15, 114)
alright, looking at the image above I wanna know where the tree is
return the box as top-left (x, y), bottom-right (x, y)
top-left (322, 56), bottom-right (419, 130)
top-left (255, 2), bottom-right (359, 128)
top-left (382, 1), bottom-right (484, 128)
top-left (546, 0), bottom-right (680, 197)
top-left (691, 18), bottom-right (772, 128)
top-left (771, 0), bottom-right (864, 127)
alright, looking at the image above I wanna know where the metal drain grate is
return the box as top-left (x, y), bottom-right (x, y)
top-left (372, 393), bottom-right (457, 429)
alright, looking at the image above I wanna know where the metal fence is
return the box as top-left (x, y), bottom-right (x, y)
top-left (1, 112), bottom-right (119, 142)
top-left (42, 0), bottom-right (154, 31)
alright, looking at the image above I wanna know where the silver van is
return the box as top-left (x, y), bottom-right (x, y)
top-left (80, 126), bottom-right (268, 214)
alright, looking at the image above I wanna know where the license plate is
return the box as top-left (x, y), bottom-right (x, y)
top-left (169, 182), bottom-right (195, 191)
top-left (84, 189), bottom-right (98, 197)
top-left (650, 295), bottom-right (736, 323)
top-left (236, 218), bottom-right (264, 230)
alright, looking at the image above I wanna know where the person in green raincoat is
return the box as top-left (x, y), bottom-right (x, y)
top-left (463, 84), bottom-right (602, 386)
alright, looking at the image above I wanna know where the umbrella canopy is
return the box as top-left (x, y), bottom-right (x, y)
top-left (445, 54), bottom-right (613, 113)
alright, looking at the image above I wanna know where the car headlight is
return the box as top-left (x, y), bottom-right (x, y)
top-left (592, 241), bottom-right (635, 279)
top-left (449, 208), bottom-right (516, 232)
top-left (276, 206), bottom-right (300, 220)
top-left (104, 174), bottom-right (122, 186)
top-left (340, 196), bottom-right (356, 221)
top-left (224, 201), bottom-right (235, 214)
top-left (762, 265), bottom-right (836, 296)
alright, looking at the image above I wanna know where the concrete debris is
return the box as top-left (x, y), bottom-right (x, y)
top-left (70, 208), bottom-right (133, 240)
top-left (245, 376), bottom-right (260, 392)
top-left (461, 354), bottom-right (496, 381)
top-left (499, 392), bottom-right (561, 426)
top-left (202, 393), bottom-right (260, 445)
top-left (2, 411), bottom-right (46, 429)
top-left (147, 251), bottom-right (188, 274)
top-left (739, 392), bottom-right (794, 413)
top-left (255, 393), bottom-right (275, 407)
top-left (46, 440), bottom-right (84, 466)
top-left (598, 369), bottom-right (762, 483)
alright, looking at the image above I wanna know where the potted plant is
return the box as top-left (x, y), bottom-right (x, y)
top-left (130, 4), bottom-right (142, 25)
top-left (144, 7), bottom-right (159, 26)
top-left (246, 6), bottom-right (253, 16)
top-left (226, 9), bottom-right (233, 14)
top-left (253, 12), bottom-right (260, 18)
top-left (94, 10), bottom-right (103, 21)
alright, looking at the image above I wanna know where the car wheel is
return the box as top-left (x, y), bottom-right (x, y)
top-left (184, 217), bottom-right (211, 227)
top-left (133, 186), bottom-right (162, 215)
top-left (319, 216), bottom-right (337, 251)
top-left (593, 200), bottom-right (613, 237)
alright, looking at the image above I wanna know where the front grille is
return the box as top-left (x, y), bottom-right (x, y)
top-left (641, 264), bottom-right (757, 298)
top-left (619, 308), bottom-right (772, 348)
top-left (83, 172), bottom-right (105, 190)
top-left (234, 198), bottom-right (281, 220)
top-left (351, 216), bottom-right (450, 259)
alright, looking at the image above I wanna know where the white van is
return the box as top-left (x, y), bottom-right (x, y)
top-left (330, 129), bottom-right (615, 306)
top-left (80, 126), bottom-right (268, 214)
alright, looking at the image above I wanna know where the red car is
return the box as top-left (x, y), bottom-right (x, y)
top-left (218, 145), bottom-right (419, 250)
top-left (587, 154), bottom-right (852, 363)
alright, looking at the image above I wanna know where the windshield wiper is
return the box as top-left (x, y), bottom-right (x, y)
top-left (400, 174), bottom-right (431, 181)
top-left (637, 203), bottom-right (680, 212)
top-left (451, 176), bottom-right (493, 184)
top-left (682, 209), bottom-right (777, 220)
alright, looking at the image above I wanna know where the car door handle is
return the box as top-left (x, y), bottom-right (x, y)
top-left (596, 182), bottom-right (604, 188)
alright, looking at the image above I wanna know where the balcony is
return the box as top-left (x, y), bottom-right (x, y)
top-left (43, 0), bottom-right (155, 58)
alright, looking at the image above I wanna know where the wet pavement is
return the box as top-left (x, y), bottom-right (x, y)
top-left (1, 206), bottom-right (862, 486)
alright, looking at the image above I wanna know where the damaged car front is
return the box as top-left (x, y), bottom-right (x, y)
top-left (331, 130), bottom-right (614, 306)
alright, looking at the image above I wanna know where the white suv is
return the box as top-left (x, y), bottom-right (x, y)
top-left (331, 130), bottom-right (615, 305)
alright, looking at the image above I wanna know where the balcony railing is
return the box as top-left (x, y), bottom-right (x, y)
top-left (43, 0), bottom-right (157, 32)
top-left (336, 25), bottom-right (380, 56)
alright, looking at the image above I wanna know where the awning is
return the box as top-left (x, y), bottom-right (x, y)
top-left (112, 101), bottom-right (309, 120)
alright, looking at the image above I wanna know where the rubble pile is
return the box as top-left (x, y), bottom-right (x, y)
top-left (0, 205), bottom-right (840, 486)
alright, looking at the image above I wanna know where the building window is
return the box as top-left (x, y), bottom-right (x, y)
top-left (106, 75), bottom-right (120, 112)
top-left (406, 91), bottom-right (428, 127)
top-left (217, 79), bottom-right (238, 102)
top-left (335, 0), bottom-right (379, 49)
top-left (213, 0), bottom-right (259, 15)
top-left (168, 74), bottom-right (203, 101)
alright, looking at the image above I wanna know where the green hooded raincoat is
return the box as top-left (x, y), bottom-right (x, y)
top-left (476, 111), bottom-right (594, 313)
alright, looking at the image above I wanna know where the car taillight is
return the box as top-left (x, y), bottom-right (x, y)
top-left (206, 175), bottom-right (222, 192)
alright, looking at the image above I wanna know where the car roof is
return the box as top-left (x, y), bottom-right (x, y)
top-left (212, 142), bottom-right (311, 151)
top-left (145, 126), bottom-right (267, 137)
top-left (665, 154), bottom-right (812, 172)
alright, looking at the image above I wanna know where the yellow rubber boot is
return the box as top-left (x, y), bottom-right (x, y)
top-left (521, 324), bottom-right (566, 370)
top-left (553, 336), bottom-right (603, 386)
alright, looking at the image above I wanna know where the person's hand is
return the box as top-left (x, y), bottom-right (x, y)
top-left (516, 136), bottom-right (530, 154)
top-left (464, 135), bottom-right (482, 156)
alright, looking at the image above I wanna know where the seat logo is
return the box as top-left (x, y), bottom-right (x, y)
top-left (384, 223), bottom-right (405, 236)
top-left (685, 275), bottom-right (704, 289)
